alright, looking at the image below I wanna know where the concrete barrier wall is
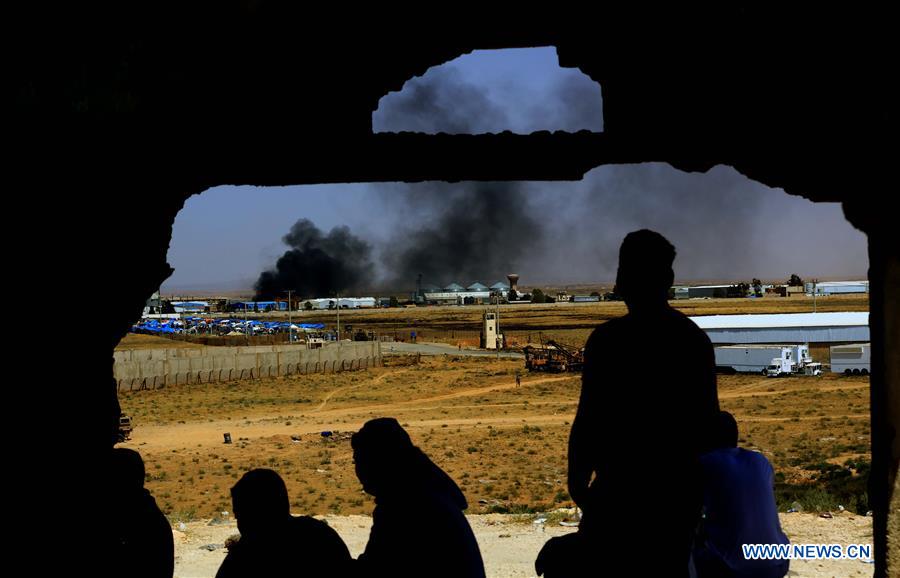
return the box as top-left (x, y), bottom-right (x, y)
top-left (114, 341), bottom-right (381, 392)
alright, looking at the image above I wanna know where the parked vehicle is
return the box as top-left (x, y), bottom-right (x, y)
top-left (830, 343), bottom-right (870, 375)
top-left (524, 340), bottom-right (584, 372)
top-left (715, 344), bottom-right (819, 377)
top-left (117, 414), bottom-right (133, 443)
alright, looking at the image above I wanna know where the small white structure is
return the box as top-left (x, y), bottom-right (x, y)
top-left (481, 311), bottom-right (502, 349)
top-left (830, 343), bottom-right (871, 375)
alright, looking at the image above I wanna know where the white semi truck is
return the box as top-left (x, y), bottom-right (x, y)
top-left (830, 343), bottom-right (870, 375)
top-left (714, 344), bottom-right (821, 377)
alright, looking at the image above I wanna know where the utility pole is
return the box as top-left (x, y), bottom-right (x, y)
top-left (812, 278), bottom-right (818, 313)
top-left (336, 293), bottom-right (341, 339)
top-left (496, 292), bottom-right (501, 359)
top-left (285, 289), bottom-right (293, 343)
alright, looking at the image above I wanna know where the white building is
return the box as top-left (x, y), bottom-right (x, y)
top-left (804, 281), bottom-right (869, 295)
top-left (690, 312), bottom-right (869, 344)
top-left (302, 297), bottom-right (376, 310)
top-left (423, 291), bottom-right (492, 305)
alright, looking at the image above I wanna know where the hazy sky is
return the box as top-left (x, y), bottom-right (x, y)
top-left (163, 48), bottom-right (867, 293)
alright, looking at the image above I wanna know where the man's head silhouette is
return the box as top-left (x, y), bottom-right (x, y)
top-left (111, 448), bottom-right (146, 491)
top-left (711, 411), bottom-right (739, 450)
top-left (231, 469), bottom-right (290, 536)
top-left (615, 229), bottom-right (676, 310)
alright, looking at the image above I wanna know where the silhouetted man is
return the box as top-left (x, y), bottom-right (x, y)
top-left (693, 412), bottom-right (789, 578)
top-left (352, 417), bottom-right (486, 578)
top-left (537, 229), bottom-right (720, 577)
top-left (109, 448), bottom-right (174, 578)
top-left (216, 469), bottom-right (352, 578)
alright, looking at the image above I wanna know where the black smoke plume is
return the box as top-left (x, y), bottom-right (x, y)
top-left (373, 66), bottom-right (510, 134)
top-left (381, 181), bottom-right (542, 288)
top-left (373, 64), bottom-right (557, 288)
top-left (254, 219), bottom-right (374, 299)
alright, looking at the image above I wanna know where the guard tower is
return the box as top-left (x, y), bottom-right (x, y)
top-left (480, 310), bottom-right (502, 349)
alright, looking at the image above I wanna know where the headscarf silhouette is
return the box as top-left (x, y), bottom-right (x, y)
top-left (352, 417), bottom-right (467, 508)
top-left (352, 418), bottom-right (484, 578)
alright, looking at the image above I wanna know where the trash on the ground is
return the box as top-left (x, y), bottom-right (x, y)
top-left (200, 544), bottom-right (222, 551)
top-left (837, 505), bottom-right (845, 512)
top-left (178, 522), bottom-right (187, 531)
top-left (559, 520), bottom-right (580, 527)
top-left (223, 433), bottom-right (232, 444)
top-left (866, 510), bottom-right (874, 517)
top-left (321, 431), bottom-right (333, 438)
top-left (819, 512), bottom-right (834, 519)
top-left (291, 435), bottom-right (301, 442)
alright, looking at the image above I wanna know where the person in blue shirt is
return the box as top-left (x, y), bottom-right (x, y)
top-left (693, 411), bottom-right (790, 578)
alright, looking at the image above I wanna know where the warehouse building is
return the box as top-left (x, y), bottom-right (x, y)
top-left (171, 300), bottom-right (210, 313)
top-left (673, 284), bottom-right (745, 299)
top-left (805, 280), bottom-right (869, 295)
top-left (422, 290), bottom-right (492, 305)
top-left (689, 311), bottom-right (869, 344)
top-left (301, 297), bottom-right (376, 310)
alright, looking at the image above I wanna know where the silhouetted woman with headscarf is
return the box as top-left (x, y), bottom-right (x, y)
top-left (352, 418), bottom-right (485, 578)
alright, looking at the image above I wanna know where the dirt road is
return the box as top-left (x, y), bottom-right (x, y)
top-left (130, 375), bottom-right (572, 452)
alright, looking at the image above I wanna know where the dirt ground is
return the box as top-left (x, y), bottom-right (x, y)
top-left (118, 355), bottom-right (870, 521)
top-left (170, 512), bottom-right (873, 578)
top-left (117, 295), bottom-right (873, 576)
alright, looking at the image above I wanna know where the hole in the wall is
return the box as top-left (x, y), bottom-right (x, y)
top-left (373, 47), bottom-right (604, 134)
top-left (117, 164), bottom-right (871, 527)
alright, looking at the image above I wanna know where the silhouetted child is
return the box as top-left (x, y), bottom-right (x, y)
top-left (109, 448), bottom-right (174, 578)
top-left (352, 417), bottom-right (486, 578)
top-left (692, 412), bottom-right (789, 578)
top-left (216, 469), bottom-right (352, 578)
top-left (537, 230), bottom-right (720, 577)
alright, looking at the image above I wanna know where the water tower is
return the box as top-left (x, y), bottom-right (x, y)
top-left (507, 274), bottom-right (519, 292)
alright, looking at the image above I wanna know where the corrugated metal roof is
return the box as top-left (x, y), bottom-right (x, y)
top-left (689, 311), bottom-right (869, 329)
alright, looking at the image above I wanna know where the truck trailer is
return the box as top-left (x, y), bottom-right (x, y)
top-left (714, 344), bottom-right (818, 376)
top-left (830, 343), bottom-right (870, 375)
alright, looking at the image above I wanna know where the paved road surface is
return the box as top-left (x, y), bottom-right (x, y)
top-left (382, 341), bottom-right (524, 359)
